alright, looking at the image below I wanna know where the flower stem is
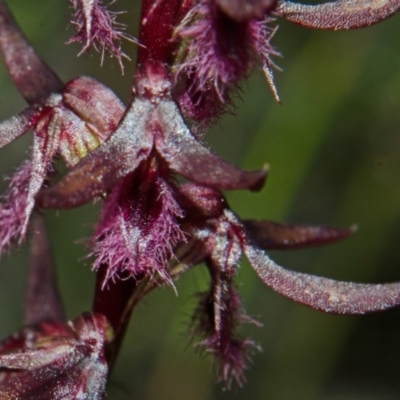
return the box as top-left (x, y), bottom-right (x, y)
top-left (137, 0), bottom-right (183, 65)
top-left (92, 266), bottom-right (135, 368)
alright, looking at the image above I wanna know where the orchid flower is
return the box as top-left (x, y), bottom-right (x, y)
top-left (0, 76), bottom-right (124, 253)
top-left (0, 215), bottom-right (111, 400)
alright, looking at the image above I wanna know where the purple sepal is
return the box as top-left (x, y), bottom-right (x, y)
top-left (276, 0), bottom-right (400, 30)
top-left (244, 220), bottom-right (356, 249)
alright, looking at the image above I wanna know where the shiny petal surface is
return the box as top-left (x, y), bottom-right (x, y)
top-left (62, 76), bottom-right (125, 141)
top-left (276, 0), bottom-right (400, 30)
top-left (37, 98), bottom-right (153, 208)
top-left (245, 243), bottom-right (400, 314)
top-left (158, 101), bottom-right (267, 191)
top-left (244, 220), bottom-right (355, 249)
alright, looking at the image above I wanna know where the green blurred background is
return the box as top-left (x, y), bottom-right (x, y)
top-left (0, 1), bottom-right (400, 399)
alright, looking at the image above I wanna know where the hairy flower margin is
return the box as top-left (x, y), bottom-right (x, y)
top-left (0, 0), bottom-right (399, 395)
top-left (173, 0), bottom-right (281, 123)
top-left (68, 0), bottom-right (138, 71)
top-left (66, 0), bottom-right (400, 124)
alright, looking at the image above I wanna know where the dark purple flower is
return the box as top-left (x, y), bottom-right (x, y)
top-left (0, 76), bottom-right (125, 252)
top-left (38, 60), bottom-right (267, 210)
top-left (174, 0), bottom-right (280, 123)
top-left (0, 0), bottom-right (398, 394)
top-left (36, 64), bottom-right (400, 337)
top-left (37, 60), bottom-right (266, 284)
top-left (0, 214), bottom-right (111, 399)
top-left (168, 183), bottom-right (400, 385)
top-left (91, 155), bottom-right (185, 285)
top-left (172, 0), bottom-right (400, 124)
top-left (29, 2), bottom-right (400, 386)
top-left (0, 313), bottom-right (111, 400)
top-left (178, 184), bottom-right (400, 315)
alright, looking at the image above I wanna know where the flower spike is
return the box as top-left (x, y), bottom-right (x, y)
top-left (276, 0), bottom-right (400, 30)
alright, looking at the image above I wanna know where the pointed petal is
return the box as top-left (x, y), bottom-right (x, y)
top-left (37, 99), bottom-right (153, 208)
top-left (243, 220), bottom-right (355, 250)
top-left (0, 0), bottom-right (63, 103)
top-left (0, 108), bottom-right (60, 250)
top-left (276, 0), bottom-right (400, 30)
top-left (6, 109), bottom-right (64, 246)
top-left (244, 243), bottom-right (400, 314)
top-left (158, 101), bottom-right (267, 192)
top-left (22, 119), bottom-right (60, 232)
top-left (0, 105), bottom-right (40, 148)
top-left (24, 214), bottom-right (65, 326)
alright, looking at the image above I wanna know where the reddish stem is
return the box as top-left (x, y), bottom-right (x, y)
top-left (137, 0), bottom-right (183, 64)
top-left (92, 266), bottom-right (138, 368)
top-left (94, 0), bottom-right (188, 373)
